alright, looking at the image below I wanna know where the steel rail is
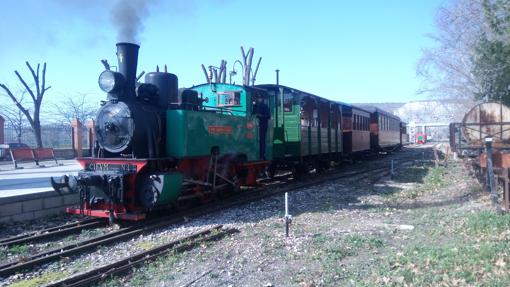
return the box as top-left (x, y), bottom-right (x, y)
top-left (0, 218), bottom-right (107, 247)
top-left (45, 225), bottom-right (237, 287)
top-left (0, 150), bottom-right (421, 277)
top-left (44, 154), bottom-right (420, 286)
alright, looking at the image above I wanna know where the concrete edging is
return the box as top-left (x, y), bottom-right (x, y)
top-left (0, 190), bottom-right (79, 223)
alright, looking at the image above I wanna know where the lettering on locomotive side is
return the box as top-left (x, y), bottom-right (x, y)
top-left (208, 125), bottom-right (233, 135)
top-left (87, 163), bottom-right (137, 172)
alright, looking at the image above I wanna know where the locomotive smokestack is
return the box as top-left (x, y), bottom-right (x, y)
top-left (116, 42), bottom-right (139, 100)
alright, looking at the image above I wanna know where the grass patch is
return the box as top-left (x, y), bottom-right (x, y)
top-left (0, 247), bottom-right (7, 261)
top-left (344, 234), bottom-right (385, 250)
top-left (101, 251), bottom-right (182, 286)
top-left (8, 244), bottom-right (29, 255)
top-left (0, 244), bottom-right (30, 261)
top-left (134, 241), bottom-right (156, 251)
top-left (368, 241), bottom-right (510, 286)
top-left (464, 210), bottom-right (510, 236)
top-left (345, 161), bottom-right (510, 286)
top-left (310, 234), bottom-right (385, 263)
top-left (423, 166), bottom-right (447, 190)
top-left (394, 166), bottom-right (429, 183)
top-left (351, 209), bottom-right (510, 286)
top-left (10, 271), bottom-right (69, 287)
top-left (386, 163), bottom-right (454, 201)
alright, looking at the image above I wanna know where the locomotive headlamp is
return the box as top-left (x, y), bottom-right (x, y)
top-left (98, 70), bottom-right (125, 93)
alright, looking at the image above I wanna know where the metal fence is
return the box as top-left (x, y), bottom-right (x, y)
top-left (4, 123), bottom-right (90, 149)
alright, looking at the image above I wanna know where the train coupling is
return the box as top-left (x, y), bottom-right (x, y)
top-left (51, 175), bottom-right (78, 194)
top-left (50, 174), bottom-right (107, 194)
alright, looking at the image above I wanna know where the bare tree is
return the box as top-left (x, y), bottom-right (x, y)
top-left (0, 102), bottom-right (30, 144)
top-left (417, 0), bottom-right (487, 101)
top-left (201, 61), bottom-right (228, 84)
top-left (200, 46), bottom-right (262, 86)
top-left (50, 92), bottom-right (98, 125)
top-left (0, 62), bottom-right (51, 148)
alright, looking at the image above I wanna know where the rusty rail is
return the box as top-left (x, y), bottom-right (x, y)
top-left (46, 225), bottom-right (237, 287)
top-left (1, 150), bottom-right (420, 278)
top-left (0, 218), bottom-right (106, 247)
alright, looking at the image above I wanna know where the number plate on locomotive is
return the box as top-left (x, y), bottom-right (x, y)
top-left (86, 163), bottom-right (137, 172)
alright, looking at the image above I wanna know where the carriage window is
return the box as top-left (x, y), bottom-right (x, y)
top-left (217, 91), bottom-right (241, 107)
top-left (283, 93), bottom-right (293, 112)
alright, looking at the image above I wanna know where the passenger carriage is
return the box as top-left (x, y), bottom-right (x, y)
top-left (341, 105), bottom-right (371, 153)
top-left (368, 107), bottom-right (402, 150)
top-left (257, 85), bottom-right (344, 174)
top-left (400, 122), bottom-right (411, 146)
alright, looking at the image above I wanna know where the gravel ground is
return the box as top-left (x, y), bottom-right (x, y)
top-left (0, 214), bottom-right (111, 265)
top-left (0, 214), bottom-right (85, 240)
top-left (97, 148), bottom-right (486, 287)
top-left (0, 224), bottom-right (115, 267)
top-left (1, 145), bottom-right (453, 287)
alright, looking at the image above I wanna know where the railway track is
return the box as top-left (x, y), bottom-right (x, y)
top-left (0, 149), bottom-right (422, 279)
top-left (0, 218), bottom-right (107, 248)
top-left (46, 225), bottom-right (237, 287)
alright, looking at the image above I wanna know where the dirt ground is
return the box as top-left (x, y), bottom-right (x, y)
top-left (92, 147), bottom-right (509, 287)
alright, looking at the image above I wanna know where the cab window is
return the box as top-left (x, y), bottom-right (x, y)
top-left (283, 93), bottom-right (293, 112)
top-left (217, 91), bottom-right (241, 107)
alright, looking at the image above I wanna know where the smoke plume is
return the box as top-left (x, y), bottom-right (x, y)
top-left (111, 0), bottom-right (155, 43)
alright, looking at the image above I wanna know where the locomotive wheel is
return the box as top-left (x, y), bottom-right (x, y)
top-left (193, 185), bottom-right (214, 204)
top-left (267, 164), bottom-right (277, 178)
top-left (314, 160), bottom-right (327, 174)
top-left (234, 154), bottom-right (249, 179)
top-left (292, 164), bottom-right (308, 180)
top-left (173, 198), bottom-right (194, 211)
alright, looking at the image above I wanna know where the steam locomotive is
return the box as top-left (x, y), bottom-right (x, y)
top-left (52, 43), bottom-right (407, 221)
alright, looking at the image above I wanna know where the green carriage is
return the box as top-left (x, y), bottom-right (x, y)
top-left (257, 84), bottom-right (344, 172)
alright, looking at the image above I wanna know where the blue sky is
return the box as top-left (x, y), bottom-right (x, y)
top-left (0, 0), bottom-right (445, 106)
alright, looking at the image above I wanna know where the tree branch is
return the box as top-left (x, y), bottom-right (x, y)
top-left (14, 70), bottom-right (36, 102)
top-left (41, 63), bottom-right (48, 99)
top-left (0, 83), bottom-right (34, 126)
top-left (26, 61), bottom-right (41, 98)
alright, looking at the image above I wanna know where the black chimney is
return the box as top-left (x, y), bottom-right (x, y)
top-left (116, 42), bottom-right (139, 100)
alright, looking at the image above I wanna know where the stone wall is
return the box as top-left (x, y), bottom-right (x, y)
top-left (0, 191), bottom-right (79, 223)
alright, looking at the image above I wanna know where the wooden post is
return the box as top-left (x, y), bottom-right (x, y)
top-left (433, 146), bottom-right (439, 167)
top-left (71, 119), bottom-right (83, 157)
top-left (503, 168), bottom-right (510, 211)
top-left (0, 115), bottom-right (4, 144)
top-left (87, 120), bottom-right (95, 157)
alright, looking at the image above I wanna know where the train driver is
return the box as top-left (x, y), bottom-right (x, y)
top-left (253, 94), bottom-right (271, 160)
